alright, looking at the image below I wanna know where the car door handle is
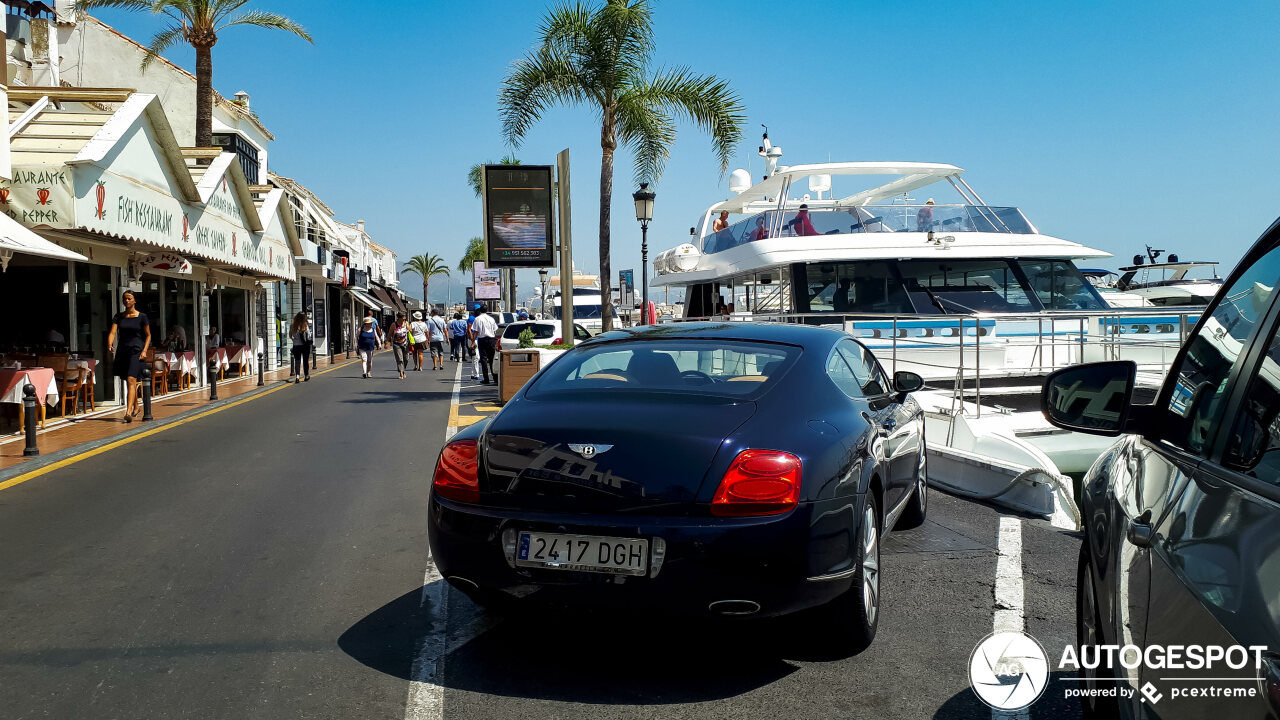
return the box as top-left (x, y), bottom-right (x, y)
top-left (1127, 514), bottom-right (1154, 548)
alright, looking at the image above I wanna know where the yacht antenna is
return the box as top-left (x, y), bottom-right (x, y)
top-left (757, 125), bottom-right (782, 180)
top-left (1145, 245), bottom-right (1164, 264)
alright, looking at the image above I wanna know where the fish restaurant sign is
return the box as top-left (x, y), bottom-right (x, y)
top-left (72, 169), bottom-right (293, 281)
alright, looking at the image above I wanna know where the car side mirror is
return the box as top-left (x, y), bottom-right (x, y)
top-left (1041, 361), bottom-right (1137, 436)
top-left (892, 371), bottom-right (924, 394)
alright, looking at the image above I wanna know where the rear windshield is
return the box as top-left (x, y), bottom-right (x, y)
top-left (503, 323), bottom-right (555, 339)
top-left (528, 339), bottom-right (798, 398)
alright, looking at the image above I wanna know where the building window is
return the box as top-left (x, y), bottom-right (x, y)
top-left (212, 132), bottom-right (261, 183)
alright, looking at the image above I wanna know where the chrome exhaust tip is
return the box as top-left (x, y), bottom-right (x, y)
top-left (447, 576), bottom-right (479, 590)
top-left (708, 599), bottom-right (761, 616)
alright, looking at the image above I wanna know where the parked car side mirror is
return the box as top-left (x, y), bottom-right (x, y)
top-left (1041, 361), bottom-right (1137, 436)
top-left (892, 371), bottom-right (924, 394)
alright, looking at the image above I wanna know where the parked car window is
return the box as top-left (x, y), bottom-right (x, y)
top-left (836, 340), bottom-right (891, 396)
top-left (529, 340), bottom-right (796, 398)
top-left (574, 325), bottom-right (592, 341)
top-left (503, 323), bottom-right (555, 340)
top-left (1224, 316), bottom-right (1280, 480)
top-left (1164, 242), bottom-right (1280, 455)
top-left (827, 347), bottom-right (865, 398)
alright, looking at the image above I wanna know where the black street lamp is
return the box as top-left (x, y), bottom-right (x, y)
top-left (632, 183), bottom-right (655, 324)
top-left (538, 268), bottom-right (549, 319)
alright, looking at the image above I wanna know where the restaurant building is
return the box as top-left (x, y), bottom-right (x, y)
top-left (1, 88), bottom-right (297, 407)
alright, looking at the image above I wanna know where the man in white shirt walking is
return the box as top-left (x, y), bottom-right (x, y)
top-left (472, 305), bottom-right (499, 384)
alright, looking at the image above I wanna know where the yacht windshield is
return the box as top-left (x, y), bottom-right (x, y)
top-left (800, 259), bottom-right (1108, 314)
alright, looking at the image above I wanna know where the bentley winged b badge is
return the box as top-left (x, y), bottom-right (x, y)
top-left (567, 444), bottom-right (613, 459)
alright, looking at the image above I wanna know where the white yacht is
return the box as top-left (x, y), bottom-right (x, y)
top-left (549, 286), bottom-right (620, 333)
top-left (1115, 246), bottom-right (1222, 307)
top-left (651, 138), bottom-right (1198, 528)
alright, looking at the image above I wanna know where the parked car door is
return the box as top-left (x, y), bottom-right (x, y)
top-left (831, 340), bottom-right (910, 510)
top-left (1132, 235), bottom-right (1280, 718)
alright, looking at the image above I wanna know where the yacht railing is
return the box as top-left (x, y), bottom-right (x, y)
top-left (676, 309), bottom-right (1203, 419)
top-left (701, 204), bottom-right (1036, 254)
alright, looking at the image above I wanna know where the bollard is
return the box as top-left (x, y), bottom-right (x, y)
top-left (209, 364), bottom-right (219, 401)
top-left (330, 340), bottom-right (336, 364)
top-left (141, 368), bottom-right (153, 421)
top-left (22, 383), bottom-right (39, 456)
top-left (312, 345), bottom-right (318, 371)
top-left (258, 352), bottom-right (265, 386)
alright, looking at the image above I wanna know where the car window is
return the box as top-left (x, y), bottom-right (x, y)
top-left (574, 325), bottom-right (591, 340)
top-left (827, 348), bottom-right (865, 398)
top-left (837, 340), bottom-right (890, 396)
top-left (1224, 310), bottom-right (1280, 480)
top-left (503, 324), bottom-right (555, 340)
top-left (528, 340), bottom-right (797, 398)
top-left (1164, 242), bottom-right (1280, 455)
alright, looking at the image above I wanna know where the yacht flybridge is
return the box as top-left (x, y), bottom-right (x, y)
top-left (652, 138), bottom-right (1200, 529)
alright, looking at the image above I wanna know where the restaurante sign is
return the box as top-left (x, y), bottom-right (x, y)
top-left (0, 165), bottom-right (75, 226)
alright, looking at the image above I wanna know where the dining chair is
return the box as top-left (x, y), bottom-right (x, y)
top-left (60, 367), bottom-right (86, 417)
top-left (147, 349), bottom-right (168, 397)
top-left (80, 368), bottom-right (96, 412)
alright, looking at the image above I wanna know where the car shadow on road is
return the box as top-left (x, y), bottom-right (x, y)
top-left (338, 582), bottom-right (846, 704)
top-left (338, 390), bottom-right (454, 404)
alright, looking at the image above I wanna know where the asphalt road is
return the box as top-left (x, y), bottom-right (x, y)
top-left (0, 359), bottom-right (1084, 719)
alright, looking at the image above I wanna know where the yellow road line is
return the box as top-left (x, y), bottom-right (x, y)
top-left (0, 357), bottom-right (363, 493)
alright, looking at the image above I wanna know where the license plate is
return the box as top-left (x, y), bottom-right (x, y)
top-left (516, 532), bottom-right (648, 576)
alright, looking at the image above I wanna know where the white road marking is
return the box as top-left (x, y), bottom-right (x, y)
top-left (404, 362), bottom-right (464, 720)
top-left (993, 515), bottom-right (1029, 720)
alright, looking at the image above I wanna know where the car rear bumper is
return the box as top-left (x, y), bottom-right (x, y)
top-left (427, 493), bottom-right (865, 617)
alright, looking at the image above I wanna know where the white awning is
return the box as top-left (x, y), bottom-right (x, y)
top-left (349, 288), bottom-right (389, 312)
top-left (0, 213), bottom-right (87, 270)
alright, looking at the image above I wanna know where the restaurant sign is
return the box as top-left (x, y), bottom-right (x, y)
top-left (74, 169), bottom-right (292, 281)
top-left (0, 165), bottom-right (75, 226)
top-left (136, 251), bottom-right (192, 275)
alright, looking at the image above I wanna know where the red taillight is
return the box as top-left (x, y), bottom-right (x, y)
top-left (552, 337), bottom-right (562, 345)
top-left (433, 439), bottom-right (479, 502)
top-left (711, 449), bottom-right (802, 516)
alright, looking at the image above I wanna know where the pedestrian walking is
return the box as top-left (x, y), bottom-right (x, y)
top-left (290, 311), bottom-right (312, 383)
top-left (468, 308), bottom-right (482, 381)
top-left (427, 309), bottom-right (448, 371)
top-left (357, 314), bottom-right (382, 378)
top-left (106, 290), bottom-right (151, 422)
top-left (473, 308), bottom-right (499, 384)
top-left (447, 312), bottom-right (467, 361)
top-left (410, 311), bottom-right (430, 371)
top-left (389, 313), bottom-right (411, 379)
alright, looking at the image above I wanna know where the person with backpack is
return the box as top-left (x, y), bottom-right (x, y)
top-left (409, 311), bottom-right (430, 371)
top-left (447, 312), bottom-right (468, 362)
top-left (290, 311), bottom-right (313, 383)
top-left (427, 309), bottom-right (448, 371)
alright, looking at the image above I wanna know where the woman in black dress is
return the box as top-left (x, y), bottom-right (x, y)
top-left (106, 290), bottom-right (151, 422)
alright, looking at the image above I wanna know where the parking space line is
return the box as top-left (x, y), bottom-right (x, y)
top-left (993, 515), bottom-right (1029, 719)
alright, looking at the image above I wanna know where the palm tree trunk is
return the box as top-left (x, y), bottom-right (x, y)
top-left (423, 281), bottom-right (429, 310)
top-left (195, 43), bottom-right (214, 160)
top-left (599, 112), bottom-right (616, 332)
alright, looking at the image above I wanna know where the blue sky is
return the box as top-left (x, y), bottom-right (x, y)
top-left (90, 0), bottom-right (1280, 304)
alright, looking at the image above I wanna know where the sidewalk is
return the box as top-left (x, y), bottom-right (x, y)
top-left (446, 356), bottom-right (503, 440)
top-left (0, 354), bottom-right (367, 478)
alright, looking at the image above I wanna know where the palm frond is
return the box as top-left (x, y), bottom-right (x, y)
top-left (218, 10), bottom-right (313, 42)
top-left (626, 67), bottom-right (745, 174)
top-left (596, 0), bottom-right (653, 82)
top-left (468, 156), bottom-right (522, 197)
top-left (458, 238), bottom-right (485, 273)
top-left (499, 48), bottom-right (591, 147)
top-left (615, 97), bottom-right (675, 186)
top-left (75, 0), bottom-right (155, 11)
top-left (140, 24), bottom-right (185, 69)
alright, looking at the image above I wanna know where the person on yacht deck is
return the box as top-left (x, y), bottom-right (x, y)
top-left (917, 198), bottom-right (935, 231)
top-left (792, 204), bottom-right (819, 236)
top-left (749, 215), bottom-right (769, 241)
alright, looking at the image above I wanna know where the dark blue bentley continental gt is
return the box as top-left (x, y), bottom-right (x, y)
top-left (428, 322), bottom-right (927, 649)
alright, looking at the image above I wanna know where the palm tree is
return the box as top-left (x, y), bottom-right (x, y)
top-left (402, 253), bottom-right (450, 308)
top-left (77, 0), bottom-right (312, 150)
top-left (468, 154), bottom-right (522, 198)
top-left (458, 237), bottom-right (485, 273)
top-left (499, 0), bottom-right (744, 331)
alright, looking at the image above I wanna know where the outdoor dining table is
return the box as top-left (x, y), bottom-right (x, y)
top-left (157, 351), bottom-right (196, 381)
top-left (224, 345), bottom-right (252, 376)
top-left (208, 348), bottom-right (230, 379)
top-left (0, 367), bottom-right (59, 431)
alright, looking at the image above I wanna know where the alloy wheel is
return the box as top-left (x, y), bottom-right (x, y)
top-left (862, 504), bottom-right (880, 624)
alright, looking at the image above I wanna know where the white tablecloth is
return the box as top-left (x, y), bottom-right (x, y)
top-left (0, 368), bottom-right (59, 407)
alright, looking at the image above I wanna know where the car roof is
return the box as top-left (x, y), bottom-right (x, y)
top-left (589, 321), bottom-right (845, 348)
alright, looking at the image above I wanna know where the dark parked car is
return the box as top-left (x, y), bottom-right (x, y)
top-left (1043, 220), bottom-right (1280, 718)
top-left (429, 322), bottom-right (927, 649)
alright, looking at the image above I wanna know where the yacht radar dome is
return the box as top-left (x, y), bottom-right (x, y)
top-left (729, 169), bottom-right (752, 193)
top-left (809, 174), bottom-right (832, 199)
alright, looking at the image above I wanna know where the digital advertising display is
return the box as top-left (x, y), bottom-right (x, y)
top-left (483, 164), bottom-right (554, 267)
